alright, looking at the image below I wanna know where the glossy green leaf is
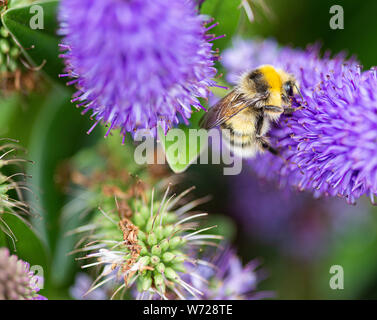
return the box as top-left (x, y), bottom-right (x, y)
top-left (158, 110), bottom-right (208, 174)
top-left (1, 213), bottom-right (48, 269)
top-left (1, 0), bottom-right (63, 82)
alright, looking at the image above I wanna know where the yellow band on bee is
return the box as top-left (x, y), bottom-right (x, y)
top-left (259, 65), bottom-right (283, 92)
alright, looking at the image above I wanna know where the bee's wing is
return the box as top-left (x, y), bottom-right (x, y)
top-left (200, 90), bottom-right (267, 129)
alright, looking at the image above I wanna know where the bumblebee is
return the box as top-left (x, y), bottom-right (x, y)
top-left (200, 65), bottom-right (300, 158)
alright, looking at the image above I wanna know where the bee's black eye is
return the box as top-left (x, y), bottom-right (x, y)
top-left (284, 82), bottom-right (294, 97)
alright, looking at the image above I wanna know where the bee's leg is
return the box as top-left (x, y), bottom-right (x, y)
top-left (283, 106), bottom-right (296, 114)
top-left (255, 113), bottom-right (264, 136)
top-left (257, 136), bottom-right (279, 156)
top-left (263, 105), bottom-right (284, 113)
top-left (255, 112), bottom-right (279, 155)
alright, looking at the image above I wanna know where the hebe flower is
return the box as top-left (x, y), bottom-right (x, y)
top-left (70, 273), bottom-right (108, 300)
top-left (222, 38), bottom-right (377, 204)
top-left (58, 0), bottom-right (220, 139)
top-left (71, 181), bottom-right (221, 300)
top-left (0, 247), bottom-right (46, 300)
top-left (186, 247), bottom-right (273, 300)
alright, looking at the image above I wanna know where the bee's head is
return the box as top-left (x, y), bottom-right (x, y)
top-left (241, 66), bottom-right (302, 103)
top-left (278, 70), bottom-right (301, 104)
top-left (283, 80), bottom-right (296, 97)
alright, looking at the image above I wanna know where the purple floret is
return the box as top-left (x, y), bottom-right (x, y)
top-left (187, 247), bottom-right (274, 300)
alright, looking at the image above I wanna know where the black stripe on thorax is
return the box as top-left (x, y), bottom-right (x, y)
top-left (248, 70), bottom-right (269, 94)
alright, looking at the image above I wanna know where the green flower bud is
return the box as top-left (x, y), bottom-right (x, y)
top-left (172, 251), bottom-right (186, 263)
top-left (169, 236), bottom-right (182, 249)
top-left (133, 212), bottom-right (145, 227)
top-left (0, 27), bottom-right (8, 38)
top-left (141, 275), bottom-right (152, 291)
top-left (162, 252), bottom-right (175, 263)
top-left (138, 230), bottom-right (147, 242)
top-left (145, 217), bottom-right (153, 233)
top-left (173, 263), bottom-right (186, 273)
top-left (147, 232), bottom-right (157, 246)
top-left (150, 255), bottom-right (160, 265)
top-left (138, 256), bottom-right (150, 267)
top-left (154, 274), bottom-right (165, 293)
top-left (140, 245), bottom-right (148, 256)
top-left (0, 38), bottom-right (10, 54)
top-left (163, 225), bottom-right (174, 238)
top-left (156, 262), bottom-right (165, 274)
top-left (165, 267), bottom-right (179, 281)
top-left (140, 205), bottom-right (149, 219)
top-left (160, 239), bottom-right (169, 251)
top-left (154, 225), bottom-right (164, 240)
top-left (151, 245), bottom-right (161, 256)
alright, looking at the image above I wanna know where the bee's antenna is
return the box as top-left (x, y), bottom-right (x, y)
top-left (294, 84), bottom-right (305, 104)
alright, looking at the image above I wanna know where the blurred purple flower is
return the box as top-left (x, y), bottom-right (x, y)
top-left (58, 0), bottom-right (219, 139)
top-left (228, 171), bottom-right (371, 260)
top-left (70, 273), bottom-right (108, 300)
top-left (187, 247), bottom-right (273, 299)
top-left (223, 38), bottom-right (377, 204)
top-left (0, 248), bottom-right (46, 300)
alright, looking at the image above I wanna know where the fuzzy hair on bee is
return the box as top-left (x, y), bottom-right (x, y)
top-left (200, 64), bottom-right (300, 158)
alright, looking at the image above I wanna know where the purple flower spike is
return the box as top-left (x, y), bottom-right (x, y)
top-left (0, 248), bottom-right (46, 300)
top-left (58, 0), bottom-right (219, 139)
top-left (223, 38), bottom-right (377, 204)
top-left (187, 247), bottom-right (274, 300)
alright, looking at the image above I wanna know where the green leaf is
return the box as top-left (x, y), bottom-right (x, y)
top-left (201, 0), bottom-right (242, 52)
top-left (158, 110), bottom-right (208, 173)
top-left (0, 93), bottom-right (20, 136)
top-left (157, 77), bottom-right (230, 174)
top-left (27, 84), bottom-right (100, 286)
top-left (210, 78), bottom-right (229, 98)
top-left (1, 0), bottom-right (63, 82)
top-left (202, 214), bottom-right (236, 242)
top-left (2, 213), bottom-right (48, 269)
